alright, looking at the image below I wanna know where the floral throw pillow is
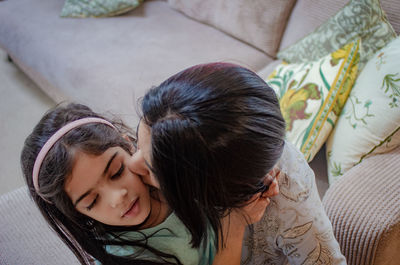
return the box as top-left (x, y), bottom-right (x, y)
top-left (326, 37), bottom-right (400, 185)
top-left (61, 0), bottom-right (142, 18)
top-left (277, 0), bottom-right (396, 69)
top-left (263, 40), bottom-right (360, 162)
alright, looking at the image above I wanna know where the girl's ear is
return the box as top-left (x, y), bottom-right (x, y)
top-left (122, 134), bottom-right (136, 153)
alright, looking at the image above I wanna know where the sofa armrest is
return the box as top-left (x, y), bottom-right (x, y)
top-left (322, 146), bottom-right (400, 265)
top-left (0, 186), bottom-right (79, 265)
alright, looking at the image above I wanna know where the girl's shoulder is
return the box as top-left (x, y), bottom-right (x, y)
top-left (102, 212), bottom-right (216, 265)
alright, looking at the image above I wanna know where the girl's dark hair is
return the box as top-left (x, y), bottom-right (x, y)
top-left (21, 103), bottom-right (181, 265)
top-left (141, 63), bottom-right (286, 248)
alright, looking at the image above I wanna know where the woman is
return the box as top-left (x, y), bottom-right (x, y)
top-left (129, 62), bottom-right (346, 264)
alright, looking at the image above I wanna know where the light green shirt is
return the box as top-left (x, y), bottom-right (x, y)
top-left (99, 212), bottom-right (215, 265)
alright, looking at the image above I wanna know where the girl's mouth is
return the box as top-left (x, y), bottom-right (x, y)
top-left (122, 198), bottom-right (139, 218)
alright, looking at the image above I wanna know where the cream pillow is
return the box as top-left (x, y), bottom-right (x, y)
top-left (261, 40), bottom-right (360, 162)
top-left (326, 37), bottom-right (400, 184)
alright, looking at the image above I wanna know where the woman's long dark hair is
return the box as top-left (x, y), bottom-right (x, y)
top-left (21, 103), bottom-right (181, 265)
top-left (140, 63), bottom-right (286, 248)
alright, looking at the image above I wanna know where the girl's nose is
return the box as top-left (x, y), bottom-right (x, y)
top-left (109, 188), bottom-right (128, 208)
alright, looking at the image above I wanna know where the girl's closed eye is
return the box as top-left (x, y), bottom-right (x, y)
top-left (86, 163), bottom-right (125, 211)
top-left (87, 194), bottom-right (98, 211)
top-left (111, 164), bottom-right (125, 180)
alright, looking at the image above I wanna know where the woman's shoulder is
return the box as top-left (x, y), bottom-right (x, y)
top-left (274, 141), bottom-right (316, 203)
top-left (278, 141), bottom-right (310, 170)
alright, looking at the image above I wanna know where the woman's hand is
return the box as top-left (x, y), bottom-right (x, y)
top-left (213, 168), bottom-right (280, 265)
top-left (233, 168), bottom-right (280, 226)
top-left (263, 168), bottom-right (280, 198)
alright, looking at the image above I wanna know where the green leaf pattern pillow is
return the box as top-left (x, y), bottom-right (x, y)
top-left (265, 40), bottom-right (360, 162)
top-left (277, 0), bottom-right (396, 68)
top-left (326, 37), bottom-right (400, 184)
top-left (61, 0), bottom-right (143, 18)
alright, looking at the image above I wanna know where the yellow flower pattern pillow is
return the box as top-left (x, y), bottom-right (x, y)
top-left (263, 40), bottom-right (360, 162)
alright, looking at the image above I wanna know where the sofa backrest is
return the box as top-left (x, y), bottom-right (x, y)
top-left (167, 0), bottom-right (297, 57)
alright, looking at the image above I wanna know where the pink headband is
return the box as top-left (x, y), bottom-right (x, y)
top-left (32, 117), bottom-right (117, 200)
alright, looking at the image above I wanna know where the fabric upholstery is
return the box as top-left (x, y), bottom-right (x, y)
top-left (326, 36), bottom-right (400, 184)
top-left (277, 0), bottom-right (396, 68)
top-left (373, 223), bottom-right (400, 265)
top-left (308, 144), bottom-right (329, 198)
top-left (0, 187), bottom-right (79, 264)
top-left (167, 0), bottom-right (296, 57)
top-left (261, 40), bottom-right (360, 162)
top-left (61, 0), bottom-right (143, 18)
top-left (323, 145), bottom-right (400, 265)
top-left (380, 0), bottom-right (400, 34)
top-left (0, 0), bottom-right (272, 127)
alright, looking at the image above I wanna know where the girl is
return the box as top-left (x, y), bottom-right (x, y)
top-left (128, 62), bottom-right (347, 264)
top-left (21, 103), bottom-right (273, 265)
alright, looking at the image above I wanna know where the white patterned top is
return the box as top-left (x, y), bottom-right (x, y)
top-left (242, 141), bottom-right (346, 265)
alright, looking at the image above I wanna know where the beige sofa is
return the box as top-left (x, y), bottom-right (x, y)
top-left (0, 0), bottom-right (399, 264)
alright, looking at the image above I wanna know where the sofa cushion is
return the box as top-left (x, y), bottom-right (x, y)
top-left (0, 0), bottom-right (272, 126)
top-left (261, 40), bottom-right (360, 162)
top-left (326, 36), bottom-right (400, 184)
top-left (167, 0), bottom-right (296, 57)
top-left (278, 0), bottom-right (397, 68)
top-left (60, 0), bottom-right (143, 18)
